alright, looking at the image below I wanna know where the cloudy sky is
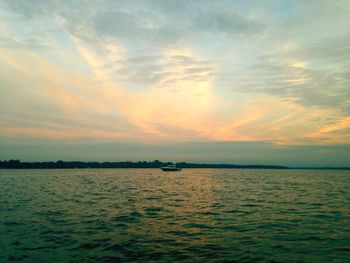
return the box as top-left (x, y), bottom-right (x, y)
top-left (0, 0), bottom-right (349, 166)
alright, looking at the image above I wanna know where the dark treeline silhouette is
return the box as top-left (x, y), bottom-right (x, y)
top-left (0, 159), bottom-right (290, 169)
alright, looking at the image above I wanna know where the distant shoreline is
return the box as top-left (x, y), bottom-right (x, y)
top-left (1, 160), bottom-right (349, 170)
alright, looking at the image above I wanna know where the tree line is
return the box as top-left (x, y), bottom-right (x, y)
top-left (0, 159), bottom-right (289, 169)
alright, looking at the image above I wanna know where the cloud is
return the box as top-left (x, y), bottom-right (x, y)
top-left (112, 52), bottom-right (215, 91)
top-left (93, 10), bottom-right (156, 41)
top-left (1, 0), bottom-right (350, 149)
top-left (193, 10), bottom-right (264, 36)
top-left (3, 0), bottom-right (265, 45)
top-left (229, 46), bottom-right (350, 114)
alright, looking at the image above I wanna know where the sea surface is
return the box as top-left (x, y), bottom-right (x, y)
top-left (1, 169), bottom-right (350, 262)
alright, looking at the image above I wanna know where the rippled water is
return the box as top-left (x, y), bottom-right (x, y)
top-left (1, 169), bottom-right (350, 262)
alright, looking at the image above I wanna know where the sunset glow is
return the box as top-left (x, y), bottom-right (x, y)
top-left (1, 0), bottom-right (349, 165)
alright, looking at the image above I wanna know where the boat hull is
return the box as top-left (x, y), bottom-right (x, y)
top-left (161, 167), bottom-right (182, 171)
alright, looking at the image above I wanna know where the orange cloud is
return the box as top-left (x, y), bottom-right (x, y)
top-left (1, 35), bottom-right (349, 145)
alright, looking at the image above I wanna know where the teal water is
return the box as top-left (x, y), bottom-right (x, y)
top-left (1, 169), bottom-right (349, 262)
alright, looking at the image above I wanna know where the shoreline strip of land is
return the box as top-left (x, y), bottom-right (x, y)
top-left (1, 160), bottom-right (349, 170)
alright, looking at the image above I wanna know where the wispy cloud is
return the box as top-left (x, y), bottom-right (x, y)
top-left (1, 0), bottom-right (350, 156)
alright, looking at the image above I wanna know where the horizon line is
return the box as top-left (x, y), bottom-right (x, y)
top-left (1, 160), bottom-right (350, 170)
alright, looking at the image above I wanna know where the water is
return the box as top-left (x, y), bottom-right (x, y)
top-left (1, 169), bottom-right (349, 262)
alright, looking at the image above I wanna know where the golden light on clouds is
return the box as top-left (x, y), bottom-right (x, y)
top-left (1, 37), bottom-right (349, 145)
top-left (0, 0), bottom-right (350, 164)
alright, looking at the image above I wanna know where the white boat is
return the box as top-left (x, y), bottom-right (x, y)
top-left (161, 164), bottom-right (182, 171)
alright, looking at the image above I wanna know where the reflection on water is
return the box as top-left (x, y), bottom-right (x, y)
top-left (1, 169), bottom-right (350, 262)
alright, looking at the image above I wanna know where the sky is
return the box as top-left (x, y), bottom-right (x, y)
top-left (0, 0), bottom-right (350, 166)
